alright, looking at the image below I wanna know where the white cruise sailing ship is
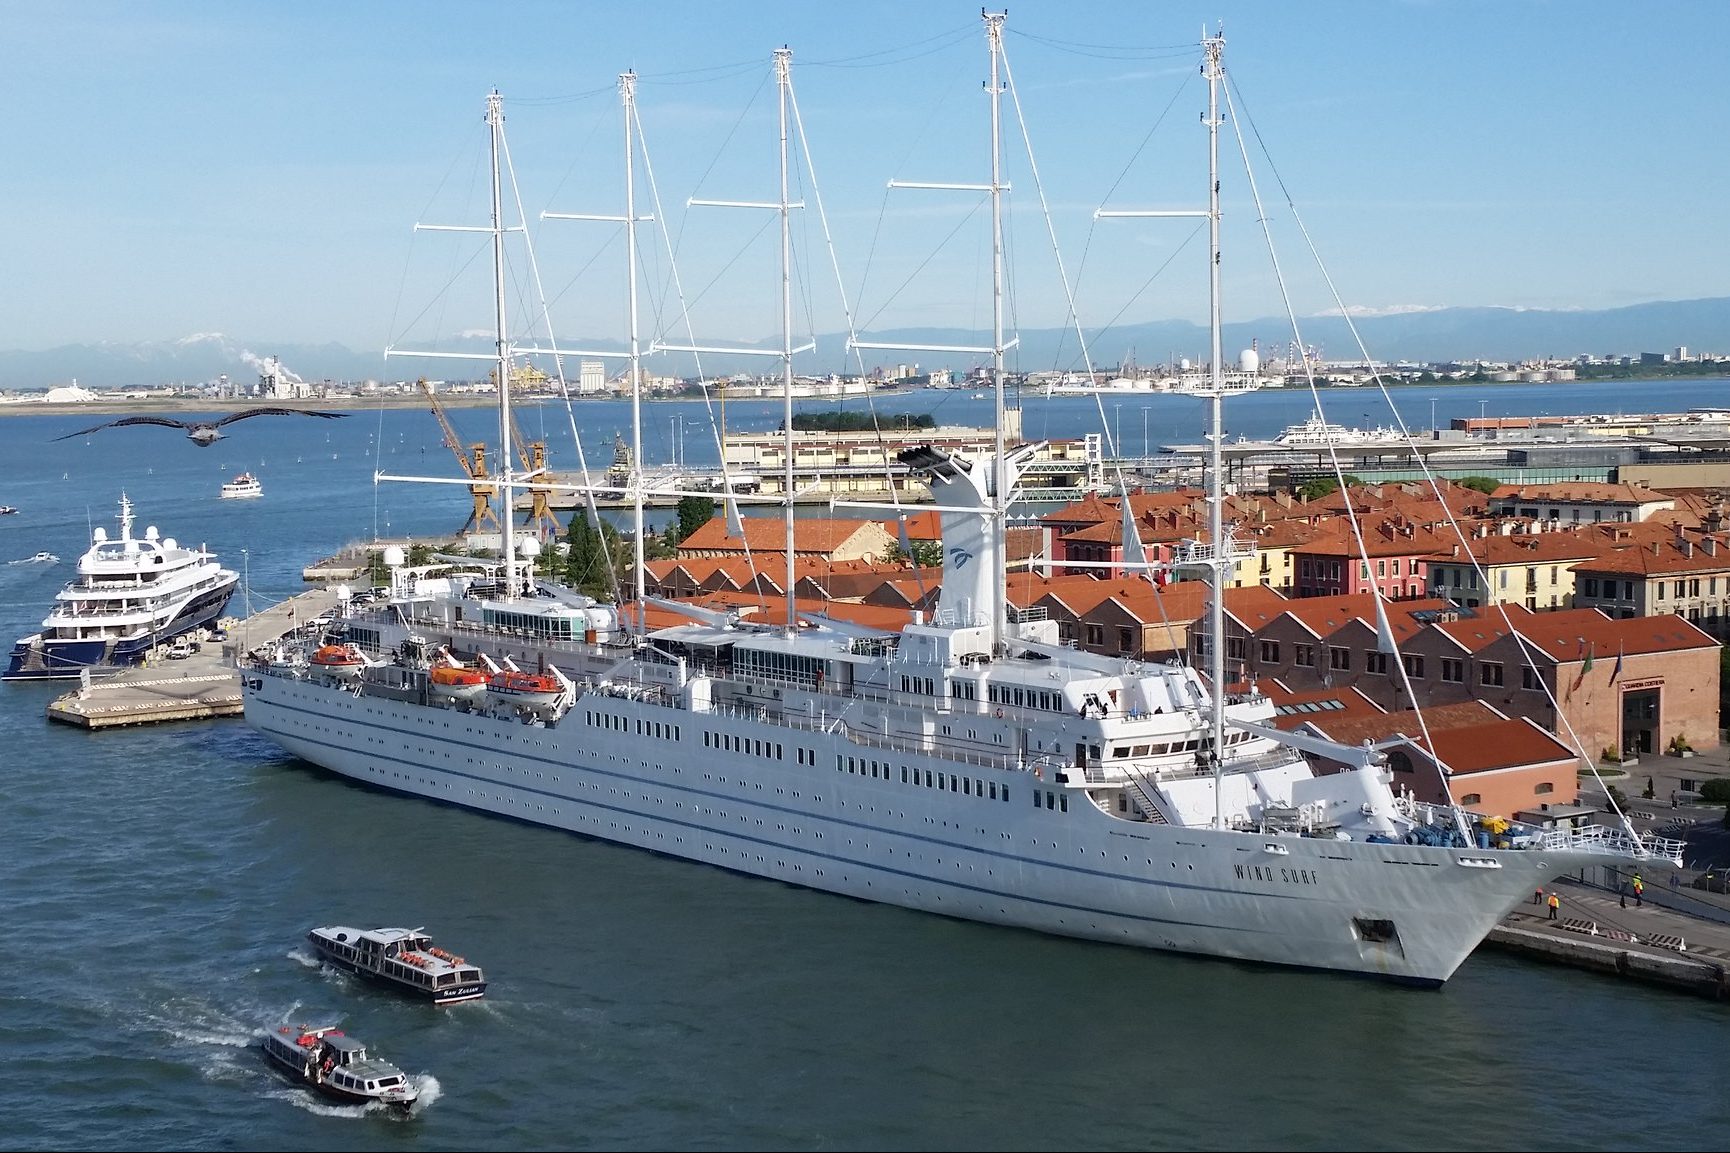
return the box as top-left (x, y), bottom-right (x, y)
top-left (6, 494), bottom-right (238, 680)
top-left (243, 21), bottom-right (1679, 984)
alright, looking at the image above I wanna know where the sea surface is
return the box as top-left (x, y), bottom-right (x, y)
top-left (3, 382), bottom-right (1729, 1152)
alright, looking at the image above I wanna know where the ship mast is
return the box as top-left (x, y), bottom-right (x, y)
top-left (1202, 33), bottom-right (1227, 828)
top-left (776, 47), bottom-right (796, 635)
top-left (985, 11), bottom-right (1008, 657)
top-left (487, 91), bottom-right (519, 601)
top-left (624, 71), bottom-right (647, 637)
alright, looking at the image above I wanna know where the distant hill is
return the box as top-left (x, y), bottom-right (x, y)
top-left (3, 298), bottom-right (1727, 390)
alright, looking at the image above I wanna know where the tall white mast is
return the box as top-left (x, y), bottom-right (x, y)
top-left (1202, 33), bottom-right (1227, 828)
top-left (487, 91), bottom-right (519, 600)
top-left (776, 47), bottom-right (796, 635)
top-left (623, 71), bottom-right (646, 637)
top-left (985, 11), bottom-right (1007, 657)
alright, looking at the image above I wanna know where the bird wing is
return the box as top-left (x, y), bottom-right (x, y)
top-left (52, 415), bottom-right (190, 441)
top-left (214, 407), bottom-right (349, 427)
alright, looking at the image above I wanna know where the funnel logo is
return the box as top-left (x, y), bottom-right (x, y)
top-left (948, 546), bottom-right (974, 569)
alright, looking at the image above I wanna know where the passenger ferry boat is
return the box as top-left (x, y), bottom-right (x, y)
top-left (260, 1024), bottom-right (418, 1110)
top-left (306, 925), bottom-right (486, 1005)
top-left (243, 26), bottom-right (1681, 985)
top-left (220, 472), bottom-right (263, 499)
top-left (4, 494), bottom-right (237, 680)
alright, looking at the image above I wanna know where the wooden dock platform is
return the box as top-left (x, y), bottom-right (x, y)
top-left (45, 588), bottom-right (339, 729)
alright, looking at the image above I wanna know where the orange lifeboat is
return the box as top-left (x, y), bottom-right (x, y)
top-left (487, 669), bottom-right (563, 711)
top-left (428, 660), bottom-right (488, 701)
top-left (430, 663), bottom-right (486, 688)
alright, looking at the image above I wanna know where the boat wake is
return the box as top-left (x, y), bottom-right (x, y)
top-left (285, 946), bottom-right (323, 970)
top-left (8, 553), bottom-right (58, 565)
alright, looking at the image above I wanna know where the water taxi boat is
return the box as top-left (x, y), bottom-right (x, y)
top-left (306, 925), bottom-right (486, 1005)
top-left (260, 1024), bottom-right (418, 1111)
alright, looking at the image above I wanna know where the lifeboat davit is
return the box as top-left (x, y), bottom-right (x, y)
top-left (487, 669), bottom-right (563, 712)
top-left (428, 661), bottom-right (488, 702)
top-left (310, 644), bottom-right (365, 680)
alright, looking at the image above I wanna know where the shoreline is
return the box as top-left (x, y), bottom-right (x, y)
top-left (0, 372), bottom-right (1711, 419)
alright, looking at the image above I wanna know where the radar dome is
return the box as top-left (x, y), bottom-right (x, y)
top-left (1238, 348), bottom-right (1260, 373)
top-left (382, 546), bottom-right (406, 568)
top-left (145, 526), bottom-right (159, 541)
top-left (93, 528), bottom-right (108, 542)
top-left (1178, 358), bottom-right (1192, 372)
top-left (518, 538), bottom-right (542, 559)
top-left (162, 539), bottom-right (177, 550)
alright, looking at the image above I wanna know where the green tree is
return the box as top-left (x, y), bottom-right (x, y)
top-left (883, 539), bottom-right (944, 568)
top-left (1455, 476), bottom-right (1503, 496)
top-left (674, 495), bottom-right (716, 544)
top-left (561, 514), bottom-right (625, 601)
top-left (1295, 475), bottom-right (1362, 502)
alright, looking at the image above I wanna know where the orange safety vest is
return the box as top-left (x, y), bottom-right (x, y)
top-left (1547, 895), bottom-right (1560, 909)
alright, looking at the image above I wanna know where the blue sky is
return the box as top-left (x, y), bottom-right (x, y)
top-left (3, 1), bottom-right (1727, 363)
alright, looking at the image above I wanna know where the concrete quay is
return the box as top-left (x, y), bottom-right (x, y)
top-left (44, 588), bottom-right (338, 729)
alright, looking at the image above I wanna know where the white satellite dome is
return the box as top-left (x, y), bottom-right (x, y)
top-left (518, 537), bottom-right (542, 559)
top-left (1238, 347), bottom-right (1261, 373)
top-left (382, 546), bottom-right (406, 567)
top-left (1178, 358), bottom-right (1193, 372)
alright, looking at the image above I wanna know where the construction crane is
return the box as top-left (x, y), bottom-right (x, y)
top-left (418, 378), bottom-right (502, 538)
top-left (488, 361), bottom-right (563, 540)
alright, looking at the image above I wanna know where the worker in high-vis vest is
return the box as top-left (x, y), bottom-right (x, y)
top-left (1547, 892), bottom-right (1561, 920)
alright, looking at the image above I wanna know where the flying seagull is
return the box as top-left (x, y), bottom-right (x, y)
top-left (54, 407), bottom-right (347, 447)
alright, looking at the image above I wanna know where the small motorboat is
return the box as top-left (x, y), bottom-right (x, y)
top-left (261, 1024), bottom-right (418, 1111)
top-left (0, 505), bottom-right (17, 515)
top-left (220, 472), bottom-right (263, 499)
top-left (306, 925), bottom-right (486, 1005)
top-left (10, 552), bottom-right (58, 566)
top-left (310, 643), bottom-right (366, 680)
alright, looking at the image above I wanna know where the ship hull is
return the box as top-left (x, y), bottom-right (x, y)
top-left (244, 673), bottom-right (1584, 985)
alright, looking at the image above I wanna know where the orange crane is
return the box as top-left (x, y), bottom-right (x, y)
top-left (490, 362), bottom-right (562, 540)
top-left (418, 378), bottom-right (501, 538)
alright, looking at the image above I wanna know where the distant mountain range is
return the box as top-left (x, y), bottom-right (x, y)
top-left (3, 298), bottom-right (1727, 390)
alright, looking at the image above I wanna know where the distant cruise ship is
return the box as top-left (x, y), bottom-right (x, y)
top-left (4, 495), bottom-right (237, 679)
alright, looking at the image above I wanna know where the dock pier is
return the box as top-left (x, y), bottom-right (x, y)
top-left (44, 588), bottom-right (338, 729)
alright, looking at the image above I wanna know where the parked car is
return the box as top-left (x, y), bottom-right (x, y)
top-left (1691, 869), bottom-right (1730, 894)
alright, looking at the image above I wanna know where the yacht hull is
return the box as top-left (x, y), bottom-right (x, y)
top-left (246, 673), bottom-right (1578, 984)
top-left (4, 583), bottom-right (236, 680)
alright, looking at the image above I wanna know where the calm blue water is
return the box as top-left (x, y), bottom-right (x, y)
top-left (2, 384), bottom-right (1728, 1151)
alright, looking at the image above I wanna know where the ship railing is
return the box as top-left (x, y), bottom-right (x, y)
top-left (1539, 824), bottom-right (1686, 863)
top-left (696, 700), bottom-right (1028, 771)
